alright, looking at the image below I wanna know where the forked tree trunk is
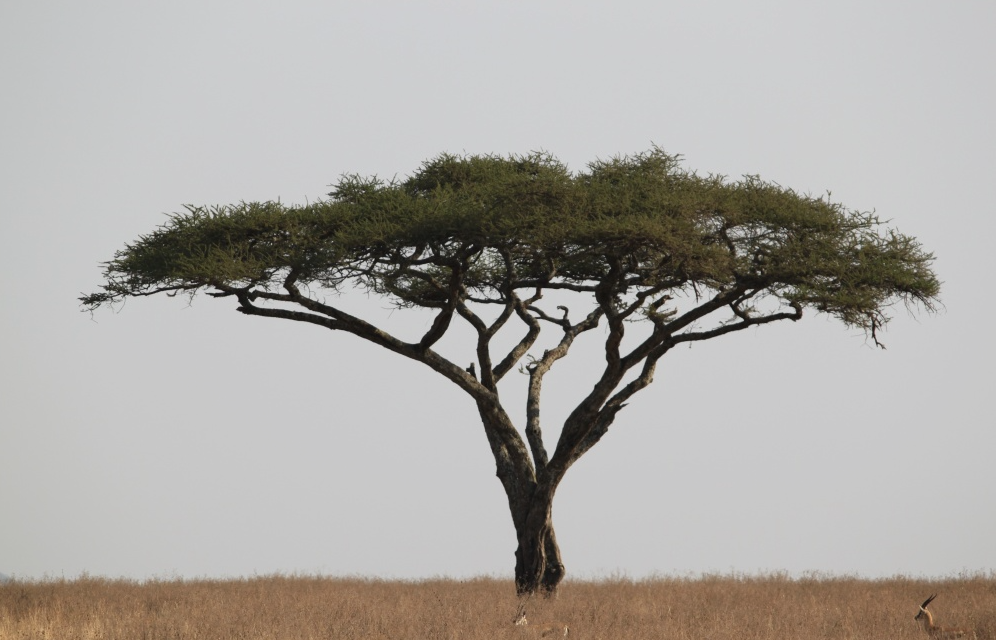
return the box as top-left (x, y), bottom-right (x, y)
top-left (474, 401), bottom-right (573, 596)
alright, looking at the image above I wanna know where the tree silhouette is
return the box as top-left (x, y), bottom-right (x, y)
top-left (82, 148), bottom-right (939, 595)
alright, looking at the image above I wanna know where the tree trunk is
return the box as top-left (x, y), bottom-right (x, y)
top-left (472, 400), bottom-right (570, 596)
top-left (512, 486), bottom-right (565, 596)
top-left (539, 526), bottom-right (565, 594)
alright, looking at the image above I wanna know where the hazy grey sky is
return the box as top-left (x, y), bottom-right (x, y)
top-left (2, 1), bottom-right (994, 582)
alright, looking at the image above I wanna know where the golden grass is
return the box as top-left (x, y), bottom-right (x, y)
top-left (1, 573), bottom-right (994, 639)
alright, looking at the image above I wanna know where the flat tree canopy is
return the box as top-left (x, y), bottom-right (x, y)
top-left (82, 148), bottom-right (939, 594)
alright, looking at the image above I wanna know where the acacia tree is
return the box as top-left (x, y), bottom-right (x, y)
top-left (82, 149), bottom-right (939, 595)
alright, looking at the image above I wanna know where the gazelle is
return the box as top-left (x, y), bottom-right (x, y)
top-left (916, 594), bottom-right (975, 639)
top-left (514, 602), bottom-right (570, 637)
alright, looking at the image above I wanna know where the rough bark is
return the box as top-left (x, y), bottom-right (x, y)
top-left (510, 482), bottom-right (564, 596)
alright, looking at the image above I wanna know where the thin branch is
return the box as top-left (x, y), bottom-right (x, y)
top-left (526, 304), bottom-right (571, 330)
top-left (492, 292), bottom-right (542, 382)
top-left (869, 313), bottom-right (887, 349)
top-left (659, 285), bottom-right (748, 336)
top-left (418, 305), bottom-right (456, 350)
top-left (525, 308), bottom-right (602, 472)
top-left (486, 251), bottom-right (544, 384)
top-left (82, 282), bottom-right (201, 309)
top-left (511, 280), bottom-right (600, 293)
top-left (456, 300), bottom-right (498, 390)
top-left (673, 302), bottom-right (803, 344)
top-left (230, 282), bottom-right (496, 406)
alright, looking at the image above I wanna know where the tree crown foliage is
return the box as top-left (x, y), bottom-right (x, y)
top-left (83, 147), bottom-right (939, 335)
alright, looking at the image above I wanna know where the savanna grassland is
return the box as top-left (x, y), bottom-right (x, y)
top-left (1, 573), bottom-right (994, 640)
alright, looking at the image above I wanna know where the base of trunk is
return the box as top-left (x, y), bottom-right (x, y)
top-left (515, 521), bottom-right (565, 596)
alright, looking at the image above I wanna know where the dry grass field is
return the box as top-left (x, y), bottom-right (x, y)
top-left (1, 573), bottom-right (994, 639)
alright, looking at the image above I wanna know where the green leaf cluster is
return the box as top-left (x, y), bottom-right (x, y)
top-left (82, 148), bottom-right (939, 330)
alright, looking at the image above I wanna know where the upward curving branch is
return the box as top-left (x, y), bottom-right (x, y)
top-left (524, 307), bottom-right (604, 471)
